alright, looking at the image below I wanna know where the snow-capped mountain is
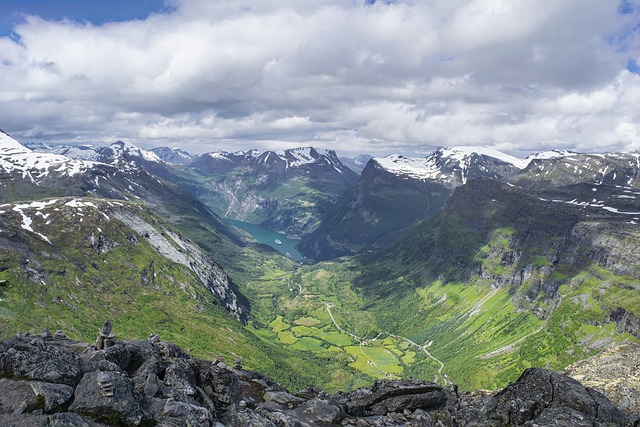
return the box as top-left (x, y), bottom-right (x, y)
top-left (191, 147), bottom-right (353, 176)
top-left (188, 146), bottom-right (358, 236)
top-left (300, 146), bottom-right (528, 261)
top-left (151, 147), bottom-right (197, 165)
top-left (1, 130), bottom-right (109, 185)
top-left (1, 131), bottom-right (239, 245)
top-left (26, 140), bottom-right (163, 167)
top-left (512, 151), bottom-right (640, 189)
top-left (97, 140), bottom-right (161, 164)
top-left (373, 146), bottom-right (527, 184)
top-left (24, 141), bottom-right (104, 161)
top-left (525, 149), bottom-right (578, 161)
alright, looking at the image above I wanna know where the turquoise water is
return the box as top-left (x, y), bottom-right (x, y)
top-left (226, 219), bottom-right (303, 261)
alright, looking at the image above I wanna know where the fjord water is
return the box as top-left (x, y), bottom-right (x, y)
top-left (226, 219), bottom-right (303, 260)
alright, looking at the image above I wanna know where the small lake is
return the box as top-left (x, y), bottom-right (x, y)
top-left (226, 219), bottom-right (303, 261)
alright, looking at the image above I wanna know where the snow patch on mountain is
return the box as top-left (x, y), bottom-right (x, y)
top-left (374, 146), bottom-right (528, 183)
top-left (526, 150), bottom-right (578, 160)
top-left (277, 147), bottom-right (348, 174)
top-left (108, 141), bottom-right (161, 163)
top-left (374, 155), bottom-right (442, 181)
top-left (6, 200), bottom-right (59, 243)
top-left (0, 132), bottom-right (103, 183)
top-left (0, 129), bottom-right (31, 154)
top-left (438, 146), bottom-right (529, 169)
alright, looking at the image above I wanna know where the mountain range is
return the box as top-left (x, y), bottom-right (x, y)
top-left (300, 147), bottom-right (526, 260)
top-left (2, 130), bottom-right (640, 411)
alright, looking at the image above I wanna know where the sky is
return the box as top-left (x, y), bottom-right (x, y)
top-left (0, 0), bottom-right (639, 158)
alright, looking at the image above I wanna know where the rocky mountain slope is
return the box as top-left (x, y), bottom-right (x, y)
top-left (565, 342), bottom-right (640, 415)
top-left (10, 134), bottom-right (243, 257)
top-left (151, 146), bottom-right (197, 165)
top-left (188, 147), bottom-right (358, 237)
top-left (0, 196), bottom-right (246, 323)
top-left (300, 147), bottom-right (525, 260)
top-left (0, 329), bottom-right (637, 427)
top-left (347, 166), bottom-right (640, 388)
top-left (511, 151), bottom-right (640, 189)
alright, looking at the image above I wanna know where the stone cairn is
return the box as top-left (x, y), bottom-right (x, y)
top-left (96, 372), bottom-right (115, 397)
top-left (94, 319), bottom-right (117, 350)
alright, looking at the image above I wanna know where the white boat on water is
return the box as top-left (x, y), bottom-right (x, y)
top-left (275, 239), bottom-right (282, 245)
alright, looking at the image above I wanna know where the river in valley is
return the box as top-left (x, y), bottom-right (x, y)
top-left (226, 219), bottom-right (304, 261)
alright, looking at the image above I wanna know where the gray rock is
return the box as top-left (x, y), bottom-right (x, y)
top-left (343, 380), bottom-right (447, 417)
top-left (0, 337), bottom-right (82, 386)
top-left (263, 391), bottom-right (305, 408)
top-left (95, 319), bottom-right (116, 350)
top-left (296, 397), bottom-right (342, 424)
top-left (143, 373), bottom-right (160, 397)
top-left (30, 381), bottom-right (75, 412)
top-left (164, 359), bottom-right (198, 397)
top-left (221, 408), bottom-right (277, 427)
top-left (48, 412), bottom-right (92, 427)
top-left (1, 333), bottom-right (637, 427)
top-left (69, 370), bottom-right (147, 425)
top-left (162, 398), bottom-right (213, 427)
top-left (0, 379), bottom-right (38, 414)
top-left (486, 368), bottom-right (638, 426)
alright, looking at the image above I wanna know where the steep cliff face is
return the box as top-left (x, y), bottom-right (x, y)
top-left (299, 160), bottom-right (454, 260)
top-left (300, 147), bottom-right (526, 261)
top-left (387, 177), bottom-right (640, 288)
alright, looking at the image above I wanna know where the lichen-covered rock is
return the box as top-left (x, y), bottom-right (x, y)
top-left (0, 378), bottom-right (40, 414)
top-left (48, 412), bottom-right (93, 427)
top-left (565, 342), bottom-right (640, 415)
top-left (162, 398), bottom-right (212, 427)
top-left (30, 381), bottom-right (75, 412)
top-left (0, 336), bottom-right (81, 386)
top-left (69, 370), bottom-right (148, 425)
top-left (295, 397), bottom-right (342, 424)
top-left (486, 368), bottom-right (638, 426)
top-left (164, 358), bottom-right (198, 397)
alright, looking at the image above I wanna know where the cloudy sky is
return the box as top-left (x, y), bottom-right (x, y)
top-left (0, 0), bottom-right (639, 157)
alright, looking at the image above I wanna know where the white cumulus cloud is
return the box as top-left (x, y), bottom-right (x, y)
top-left (0, 0), bottom-right (638, 157)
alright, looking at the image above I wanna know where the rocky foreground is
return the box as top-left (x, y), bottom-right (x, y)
top-left (0, 331), bottom-right (638, 427)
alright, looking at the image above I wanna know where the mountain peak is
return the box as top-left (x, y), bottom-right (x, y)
top-left (107, 140), bottom-right (161, 163)
top-left (373, 146), bottom-right (526, 184)
top-left (526, 149), bottom-right (579, 160)
top-left (0, 130), bottom-right (31, 154)
top-left (434, 146), bottom-right (529, 169)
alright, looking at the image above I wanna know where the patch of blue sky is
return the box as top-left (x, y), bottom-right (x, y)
top-left (0, 0), bottom-right (171, 37)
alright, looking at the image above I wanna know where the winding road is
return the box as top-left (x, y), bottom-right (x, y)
top-left (326, 302), bottom-right (449, 383)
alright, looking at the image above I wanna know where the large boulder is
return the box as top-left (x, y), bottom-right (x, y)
top-left (69, 370), bottom-right (148, 425)
top-left (486, 368), bottom-right (638, 426)
top-left (0, 336), bottom-right (81, 386)
top-left (342, 380), bottom-right (450, 417)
